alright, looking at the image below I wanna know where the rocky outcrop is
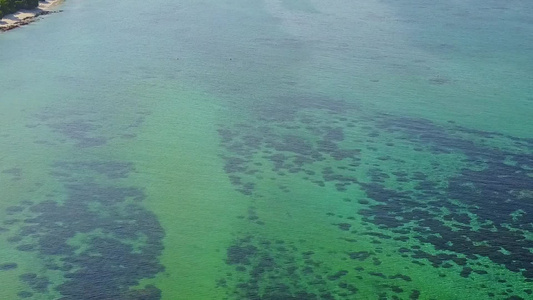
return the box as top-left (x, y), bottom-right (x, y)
top-left (0, 10), bottom-right (61, 32)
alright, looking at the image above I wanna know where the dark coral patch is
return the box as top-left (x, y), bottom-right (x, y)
top-left (227, 244), bottom-right (258, 265)
top-left (3, 160), bottom-right (165, 299)
top-left (0, 262), bottom-right (18, 271)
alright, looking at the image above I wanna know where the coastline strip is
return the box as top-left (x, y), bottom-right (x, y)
top-left (0, 0), bottom-right (64, 32)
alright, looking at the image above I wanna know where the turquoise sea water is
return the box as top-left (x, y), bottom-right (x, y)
top-left (1, 0), bottom-right (532, 299)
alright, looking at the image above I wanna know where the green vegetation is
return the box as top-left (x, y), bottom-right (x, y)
top-left (0, 0), bottom-right (40, 19)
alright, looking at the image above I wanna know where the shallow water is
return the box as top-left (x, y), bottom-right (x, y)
top-left (1, 0), bottom-right (532, 299)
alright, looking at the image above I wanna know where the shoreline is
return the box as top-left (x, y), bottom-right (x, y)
top-left (0, 0), bottom-right (64, 32)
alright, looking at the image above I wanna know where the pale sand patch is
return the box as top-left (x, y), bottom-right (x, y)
top-left (0, 0), bottom-right (64, 31)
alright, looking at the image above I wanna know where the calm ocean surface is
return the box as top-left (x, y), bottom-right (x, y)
top-left (1, 0), bottom-right (532, 299)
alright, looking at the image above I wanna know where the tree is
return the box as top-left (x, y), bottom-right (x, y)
top-left (0, 0), bottom-right (40, 18)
